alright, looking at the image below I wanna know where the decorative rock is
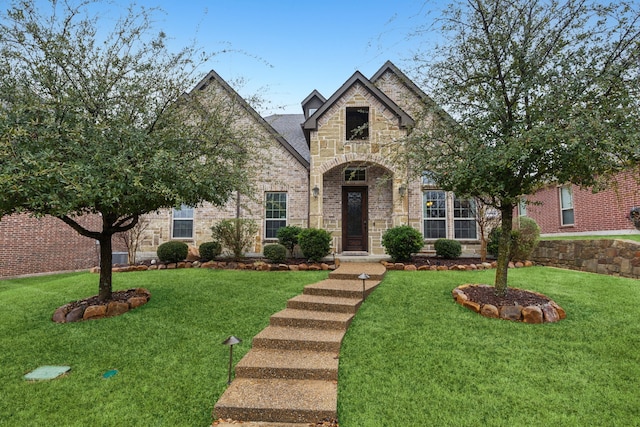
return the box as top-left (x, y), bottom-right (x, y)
top-left (462, 299), bottom-right (481, 313)
top-left (429, 265), bottom-right (438, 271)
top-left (289, 265), bottom-right (299, 271)
top-left (320, 263), bottom-right (330, 271)
top-left (279, 264), bottom-right (290, 271)
top-left (437, 265), bottom-right (448, 271)
top-left (394, 263), bottom-right (405, 270)
top-left (90, 266), bottom-right (100, 273)
top-left (227, 262), bottom-right (238, 270)
top-left (186, 246), bottom-right (200, 261)
top-left (106, 301), bottom-right (129, 317)
top-left (550, 301), bottom-right (567, 320)
top-left (335, 258), bottom-right (341, 267)
top-left (404, 265), bottom-right (417, 271)
top-left (83, 305), bottom-right (107, 320)
top-left (201, 261), bottom-right (216, 269)
top-left (192, 261), bottom-right (201, 268)
top-left (469, 264), bottom-right (478, 270)
top-left (66, 306), bottom-right (86, 323)
top-left (298, 264), bottom-right (309, 271)
top-left (508, 262), bottom-right (515, 268)
top-left (480, 304), bottom-right (499, 318)
top-left (524, 261), bottom-right (534, 267)
top-left (166, 263), bottom-right (176, 269)
top-left (522, 305), bottom-right (543, 323)
top-left (541, 304), bottom-right (560, 322)
top-left (418, 265), bottom-right (430, 271)
top-left (482, 263), bottom-right (493, 269)
top-left (52, 307), bottom-right (67, 323)
top-left (177, 262), bottom-right (186, 269)
top-left (158, 264), bottom-right (167, 270)
top-left (515, 262), bottom-right (524, 268)
top-left (309, 265), bottom-right (321, 271)
top-left (499, 305), bottom-right (523, 321)
top-left (184, 262), bottom-right (192, 269)
top-left (128, 296), bottom-right (148, 309)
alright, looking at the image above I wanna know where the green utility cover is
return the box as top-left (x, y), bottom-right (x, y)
top-left (24, 365), bottom-right (71, 381)
top-left (102, 369), bottom-right (118, 379)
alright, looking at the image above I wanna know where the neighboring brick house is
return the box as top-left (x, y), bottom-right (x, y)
top-left (138, 61), bottom-right (483, 259)
top-left (519, 169), bottom-right (640, 236)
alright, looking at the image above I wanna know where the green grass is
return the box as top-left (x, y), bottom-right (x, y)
top-left (0, 269), bottom-right (327, 427)
top-left (541, 234), bottom-right (640, 242)
top-left (3, 268), bottom-right (640, 426)
top-left (339, 268), bottom-right (640, 426)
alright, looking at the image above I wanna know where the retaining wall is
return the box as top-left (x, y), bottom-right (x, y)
top-left (532, 239), bottom-right (640, 279)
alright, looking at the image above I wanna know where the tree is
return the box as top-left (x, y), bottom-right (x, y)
top-left (0, 1), bottom-right (253, 301)
top-left (407, 0), bottom-right (640, 295)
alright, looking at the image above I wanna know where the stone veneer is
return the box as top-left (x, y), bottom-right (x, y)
top-left (533, 239), bottom-right (640, 279)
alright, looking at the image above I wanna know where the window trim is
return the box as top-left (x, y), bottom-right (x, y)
top-left (423, 190), bottom-right (447, 240)
top-left (172, 205), bottom-right (194, 239)
top-left (453, 196), bottom-right (477, 240)
top-left (559, 185), bottom-right (574, 226)
top-left (265, 192), bottom-right (288, 239)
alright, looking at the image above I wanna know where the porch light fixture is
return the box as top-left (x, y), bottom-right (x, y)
top-left (399, 184), bottom-right (407, 198)
top-left (358, 273), bottom-right (370, 301)
top-left (222, 335), bottom-right (242, 385)
top-left (312, 185), bottom-right (320, 198)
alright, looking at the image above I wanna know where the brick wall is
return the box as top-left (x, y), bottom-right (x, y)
top-left (533, 239), bottom-right (640, 279)
top-left (525, 170), bottom-right (639, 234)
top-left (0, 213), bottom-right (103, 278)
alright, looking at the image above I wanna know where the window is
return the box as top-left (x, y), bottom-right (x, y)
top-left (346, 107), bottom-right (369, 140)
top-left (265, 192), bottom-right (287, 239)
top-left (560, 186), bottom-right (574, 225)
top-left (172, 205), bottom-right (194, 239)
top-left (453, 196), bottom-right (477, 239)
top-left (518, 198), bottom-right (527, 216)
top-left (423, 190), bottom-right (446, 239)
top-left (344, 168), bottom-right (366, 182)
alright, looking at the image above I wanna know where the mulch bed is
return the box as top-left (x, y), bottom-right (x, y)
top-left (63, 288), bottom-right (145, 312)
top-left (462, 285), bottom-right (551, 307)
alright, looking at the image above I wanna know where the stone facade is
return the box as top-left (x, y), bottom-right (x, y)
top-left (532, 239), bottom-right (640, 279)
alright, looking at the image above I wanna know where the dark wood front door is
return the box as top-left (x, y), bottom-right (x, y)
top-left (342, 186), bottom-right (368, 252)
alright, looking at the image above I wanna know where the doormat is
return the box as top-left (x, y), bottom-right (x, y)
top-left (24, 365), bottom-right (71, 381)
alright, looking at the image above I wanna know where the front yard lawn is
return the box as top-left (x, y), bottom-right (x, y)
top-left (339, 267), bottom-right (640, 426)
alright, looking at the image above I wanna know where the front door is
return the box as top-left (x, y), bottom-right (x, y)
top-left (342, 186), bottom-right (368, 252)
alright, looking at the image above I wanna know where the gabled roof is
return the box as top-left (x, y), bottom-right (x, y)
top-left (371, 60), bottom-right (455, 125)
top-left (191, 70), bottom-right (310, 169)
top-left (301, 89), bottom-right (326, 107)
top-left (302, 70), bottom-right (415, 132)
top-left (264, 114), bottom-right (309, 163)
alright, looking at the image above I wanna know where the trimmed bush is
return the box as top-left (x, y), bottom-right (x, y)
top-left (381, 225), bottom-right (424, 262)
top-left (434, 238), bottom-right (462, 259)
top-left (511, 217), bottom-right (540, 261)
top-left (276, 225), bottom-right (302, 256)
top-left (199, 241), bottom-right (222, 261)
top-left (157, 241), bottom-right (188, 263)
top-left (298, 228), bottom-right (332, 262)
top-left (487, 217), bottom-right (540, 261)
top-left (211, 219), bottom-right (258, 259)
top-left (263, 243), bottom-right (287, 263)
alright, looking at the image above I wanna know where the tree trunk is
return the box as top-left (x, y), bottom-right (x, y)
top-left (494, 204), bottom-right (513, 297)
top-left (98, 234), bottom-right (113, 302)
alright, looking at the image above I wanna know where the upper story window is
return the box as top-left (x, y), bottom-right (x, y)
top-left (560, 186), bottom-right (574, 226)
top-left (453, 196), bottom-right (477, 239)
top-left (172, 205), bottom-right (194, 239)
top-left (423, 190), bottom-right (447, 239)
top-left (265, 192), bottom-right (287, 239)
top-left (422, 171), bottom-right (437, 187)
top-left (346, 107), bottom-right (369, 140)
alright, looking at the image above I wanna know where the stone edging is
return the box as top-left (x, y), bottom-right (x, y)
top-left (52, 288), bottom-right (151, 323)
top-left (452, 284), bottom-right (566, 323)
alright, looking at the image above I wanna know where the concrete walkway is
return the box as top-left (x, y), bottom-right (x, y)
top-left (213, 262), bottom-right (386, 425)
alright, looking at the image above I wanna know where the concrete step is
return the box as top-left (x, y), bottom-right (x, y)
top-left (303, 278), bottom-right (381, 299)
top-left (328, 262), bottom-right (386, 281)
top-left (287, 294), bottom-right (361, 313)
top-left (214, 378), bottom-right (337, 423)
top-left (252, 326), bottom-right (345, 352)
top-left (235, 349), bottom-right (339, 381)
top-left (270, 308), bottom-right (353, 330)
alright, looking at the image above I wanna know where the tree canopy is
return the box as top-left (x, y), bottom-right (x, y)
top-left (407, 0), bottom-right (640, 294)
top-left (0, 0), bottom-right (253, 300)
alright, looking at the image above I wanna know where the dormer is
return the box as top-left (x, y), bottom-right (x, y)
top-left (301, 90), bottom-right (326, 120)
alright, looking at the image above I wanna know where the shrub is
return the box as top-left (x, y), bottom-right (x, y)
top-left (434, 238), bottom-right (462, 259)
top-left (381, 225), bottom-right (424, 262)
top-left (157, 241), bottom-right (188, 263)
top-left (211, 219), bottom-right (259, 259)
top-left (511, 217), bottom-right (540, 261)
top-left (298, 228), bottom-right (332, 262)
top-left (263, 243), bottom-right (287, 263)
top-left (276, 225), bottom-right (302, 256)
top-left (487, 217), bottom-right (540, 261)
top-left (199, 241), bottom-right (222, 261)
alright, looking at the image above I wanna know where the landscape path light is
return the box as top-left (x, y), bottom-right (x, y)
top-left (222, 335), bottom-right (242, 385)
top-left (358, 273), bottom-right (370, 301)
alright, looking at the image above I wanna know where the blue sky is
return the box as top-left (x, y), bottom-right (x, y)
top-left (109, 0), bottom-right (444, 115)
